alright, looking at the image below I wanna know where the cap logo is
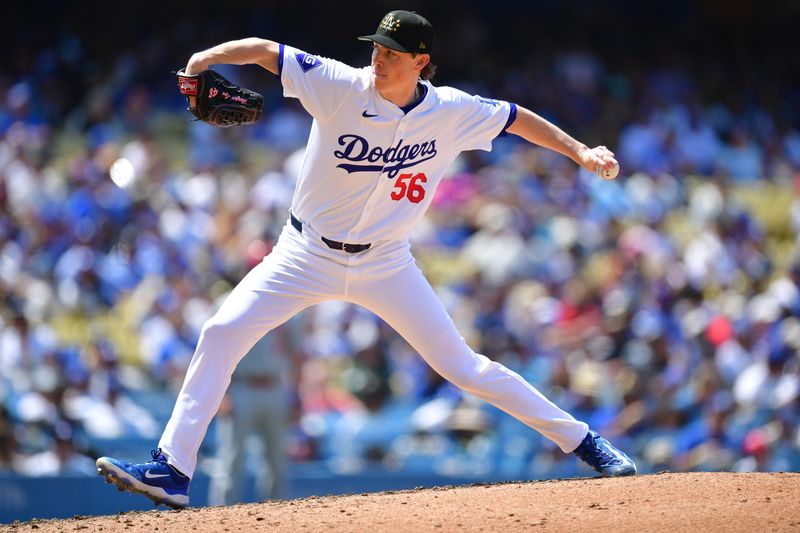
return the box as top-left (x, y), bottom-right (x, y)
top-left (379, 14), bottom-right (401, 32)
top-left (419, 42), bottom-right (426, 49)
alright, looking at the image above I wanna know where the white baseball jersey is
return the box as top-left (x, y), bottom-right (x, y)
top-left (279, 44), bottom-right (517, 244)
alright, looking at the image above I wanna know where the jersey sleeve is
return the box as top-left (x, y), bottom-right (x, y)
top-left (278, 44), bottom-right (359, 122)
top-left (452, 91), bottom-right (517, 153)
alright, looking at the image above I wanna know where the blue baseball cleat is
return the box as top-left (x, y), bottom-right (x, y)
top-left (96, 448), bottom-right (190, 509)
top-left (573, 430), bottom-right (637, 477)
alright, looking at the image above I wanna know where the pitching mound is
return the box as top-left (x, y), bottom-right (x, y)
top-left (5, 472), bottom-right (799, 532)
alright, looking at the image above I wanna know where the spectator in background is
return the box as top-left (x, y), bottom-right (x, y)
top-left (717, 125), bottom-right (764, 182)
top-left (16, 420), bottom-right (96, 476)
top-left (0, 405), bottom-right (16, 472)
top-left (675, 106), bottom-right (722, 175)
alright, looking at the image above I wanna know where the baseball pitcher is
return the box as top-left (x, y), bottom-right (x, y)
top-left (97, 10), bottom-right (635, 508)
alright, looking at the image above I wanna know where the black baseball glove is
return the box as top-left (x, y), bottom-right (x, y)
top-left (176, 69), bottom-right (263, 127)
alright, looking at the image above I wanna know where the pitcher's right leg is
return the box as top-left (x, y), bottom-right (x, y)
top-left (349, 261), bottom-right (589, 453)
top-left (350, 261), bottom-right (635, 476)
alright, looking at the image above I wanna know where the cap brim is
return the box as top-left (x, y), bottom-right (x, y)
top-left (358, 34), bottom-right (412, 53)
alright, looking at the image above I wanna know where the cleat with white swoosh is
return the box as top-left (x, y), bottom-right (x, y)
top-left (573, 430), bottom-right (637, 477)
top-left (96, 448), bottom-right (190, 508)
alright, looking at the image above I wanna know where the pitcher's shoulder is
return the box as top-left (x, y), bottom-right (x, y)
top-left (428, 84), bottom-right (474, 107)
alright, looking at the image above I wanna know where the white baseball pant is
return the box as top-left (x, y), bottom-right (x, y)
top-left (159, 218), bottom-right (588, 477)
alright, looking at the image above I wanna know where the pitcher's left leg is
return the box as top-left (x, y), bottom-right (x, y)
top-left (348, 262), bottom-right (588, 453)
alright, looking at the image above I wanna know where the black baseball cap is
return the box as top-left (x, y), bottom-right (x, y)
top-left (358, 10), bottom-right (435, 55)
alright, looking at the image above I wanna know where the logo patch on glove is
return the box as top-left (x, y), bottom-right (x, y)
top-left (178, 78), bottom-right (198, 96)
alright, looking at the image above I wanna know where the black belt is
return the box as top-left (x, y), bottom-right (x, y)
top-left (290, 213), bottom-right (372, 254)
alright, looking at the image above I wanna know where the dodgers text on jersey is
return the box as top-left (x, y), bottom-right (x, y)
top-left (333, 134), bottom-right (438, 178)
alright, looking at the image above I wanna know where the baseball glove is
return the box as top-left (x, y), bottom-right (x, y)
top-left (176, 69), bottom-right (263, 127)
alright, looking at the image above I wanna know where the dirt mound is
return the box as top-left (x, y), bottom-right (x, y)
top-left (5, 472), bottom-right (799, 532)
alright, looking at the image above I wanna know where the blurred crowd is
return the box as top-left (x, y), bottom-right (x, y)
top-left (1, 3), bottom-right (799, 487)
